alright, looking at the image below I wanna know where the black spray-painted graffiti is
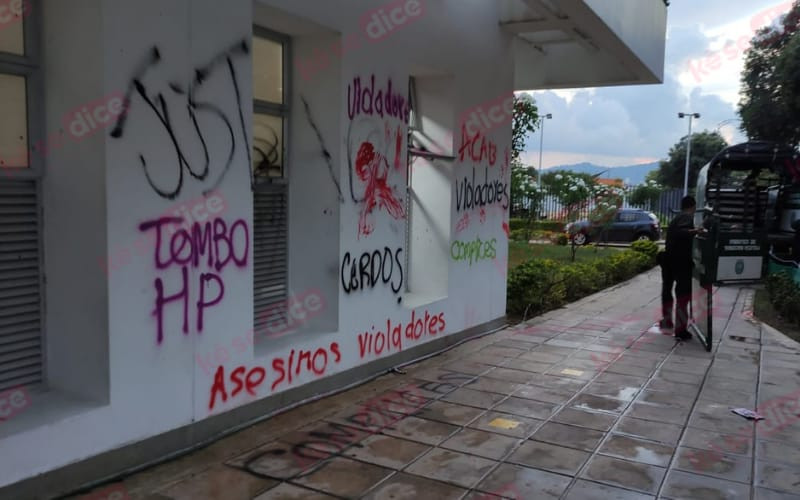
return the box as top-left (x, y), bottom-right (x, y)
top-left (301, 96), bottom-right (343, 202)
top-left (232, 371), bottom-right (474, 481)
top-left (455, 167), bottom-right (509, 212)
top-left (139, 216), bottom-right (249, 344)
top-left (341, 247), bottom-right (403, 294)
top-left (111, 40), bottom-right (251, 199)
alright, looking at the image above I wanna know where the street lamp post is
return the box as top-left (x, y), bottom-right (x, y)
top-left (537, 113), bottom-right (552, 220)
top-left (678, 112), bottom-right (700, 197)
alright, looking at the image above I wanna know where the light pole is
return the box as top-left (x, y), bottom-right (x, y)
top-left (678, 112), bottom-right (700, 196)
top-left (537, 113), bottom-right (552, 220)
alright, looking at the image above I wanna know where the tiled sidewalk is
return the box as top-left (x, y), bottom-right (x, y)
top-left (74, 270), bottom-right (800, 499)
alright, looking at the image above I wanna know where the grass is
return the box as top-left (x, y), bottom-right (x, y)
top-left (754, 288), bottom-right (800, 344)
top-left (508, 242), bottom-right (622, 269)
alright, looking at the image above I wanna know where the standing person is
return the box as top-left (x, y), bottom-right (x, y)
top-left (660, 196), bottom-right (703, 341)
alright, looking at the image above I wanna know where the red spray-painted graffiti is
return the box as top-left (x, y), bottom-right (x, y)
top-left (357, 310), bottom-right (446, 359)
top-left (346, 75), bottom-right (408, 239)
top-left (139, 216), bottom-right (249, 344)
top-left (354, 141), bottom-right (406, 238)
top-left (208, 342), bottom-right (342, 410)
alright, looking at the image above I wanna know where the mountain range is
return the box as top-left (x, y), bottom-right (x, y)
top-left (545, 161), bottom-right (660, 185)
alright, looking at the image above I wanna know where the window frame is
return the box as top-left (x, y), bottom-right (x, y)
top-left (0, 0), bottom-right (42, 179)
top-left (252, 25), bottom-right (290, 187)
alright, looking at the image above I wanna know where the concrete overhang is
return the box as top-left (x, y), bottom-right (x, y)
top-left (502, 0), bottom-right (668, 90)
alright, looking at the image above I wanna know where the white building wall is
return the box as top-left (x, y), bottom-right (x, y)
top-left (1, 0), bottom-right (513, 489)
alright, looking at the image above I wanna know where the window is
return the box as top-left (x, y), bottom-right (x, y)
top-left (618, 212), bottom-right (637, 222)
top-left (0, 0), bottom-right (44, 391)
top-left (252, 28), bottom-right (289, 339)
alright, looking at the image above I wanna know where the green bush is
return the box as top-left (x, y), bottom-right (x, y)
top-left (630, 239), bottom-right (659, 261)
top-left (509, 229), bottom-right (530, 242)
top-left (766, 272), bottom-right (800, 325)
top-left (560, 262), bottom-right (604, 301)
top-left (507, 259), bottom-right (566, 316)
top-left (507, 247), bottom-right (657, 316)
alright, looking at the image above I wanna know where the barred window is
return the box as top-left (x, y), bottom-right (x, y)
top-left (252, 28), bottom-right (289, 339)
top-left (0, 0), bottom-right (45, 391)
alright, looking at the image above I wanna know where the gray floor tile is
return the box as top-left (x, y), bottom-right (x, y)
top-left (531, 422), bottom-right (606, 451)
top-left (660, 469), bottom-right (751, 500)
top-left (564, 479), bottom-right (655, 499)
top-left (476, 463), bottom-right (572, 499)
top-left (440, 428), bottom-right (519, 460)
top-left (598, 434), bottom-right (674, 467)
top-left (405, 449), bottom-right (496, 489)
top-left (580, 455), bottom-right (666, 494)
top-left (614, 417), bottom-right (683, 446)
top-left (552, 407), bottom-right (618, 431)
top-left (361, 473), bottom-right (467, 500)
top-left (507, 440), bottom-right (590, 475)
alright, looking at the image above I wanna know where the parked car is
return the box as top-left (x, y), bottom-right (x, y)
top-left (565, 209), bottom-right (661, 245)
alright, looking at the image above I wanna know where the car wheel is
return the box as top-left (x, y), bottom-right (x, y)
top-left (573, 232), bottom-right (588, 245)
top-left (634, 233), bottom-right (652, 242)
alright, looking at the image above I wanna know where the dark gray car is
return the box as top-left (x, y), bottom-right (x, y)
top-left (565, 209), bottom-right (661, 245)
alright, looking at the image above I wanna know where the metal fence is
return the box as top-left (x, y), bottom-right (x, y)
top-left (512, 186), bottom-right (684, 223)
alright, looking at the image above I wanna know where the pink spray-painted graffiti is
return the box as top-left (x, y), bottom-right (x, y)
top-left (139, 216), bottom-right (249, 345)
top-left (99, 191), bottom-right (229, 278)
top-left (297, 0), bottom-right (426, 82)
top-left (0, 386), bottom-right (30, 422)
top-left (347, 75), bottom-right (409, 239)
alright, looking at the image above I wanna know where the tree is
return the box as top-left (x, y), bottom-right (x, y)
top-left (739, 1), bottom-right (800, 147)
top-left (541, 170), bottom-right (596, 220)
top-left (629, 180), bottom-right (664, 209)
top-left (512, 93), bottom-right (539, 163)
top-left (510, 93), bottom-right (540, 216)
top-left (655, 131), bottom-right (728, 189)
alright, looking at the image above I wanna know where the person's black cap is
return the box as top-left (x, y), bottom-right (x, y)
top-left (681, 196), bottom-right (696, 210)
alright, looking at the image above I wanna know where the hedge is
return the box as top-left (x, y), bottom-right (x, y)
top-left (765, 272), bottom-right (800, 325)
top-left (507, 239), bottom-right (658, 317)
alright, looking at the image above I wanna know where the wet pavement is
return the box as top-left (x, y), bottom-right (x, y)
top-left (73, 270), bottom-right (800, 499)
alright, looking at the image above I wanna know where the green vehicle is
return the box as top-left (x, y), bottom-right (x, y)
top-left (690, 141), bottom-right (799, 350)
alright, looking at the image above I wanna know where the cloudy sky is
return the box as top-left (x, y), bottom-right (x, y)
top-left (520, 0), bottom-right (792, 170)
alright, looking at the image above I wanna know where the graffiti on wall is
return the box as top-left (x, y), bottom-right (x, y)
top-left (208, 342), bottom-right (342, 410)
top-left (110, 40), bottom-right (251, 199)
top-left (357, 310), bottom-right (446, 359)
top-left (346, 75), bottom-right (408, 238)
top-left (451, 237), bottom-right (497, 265)
top-left (341, 247), bottom-right (404, 294)
top-left (139, 216), bottom-right (249, 345)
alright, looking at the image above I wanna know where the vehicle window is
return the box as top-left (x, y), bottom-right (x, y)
top-left (619, 212), bottom-right (637, 222)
